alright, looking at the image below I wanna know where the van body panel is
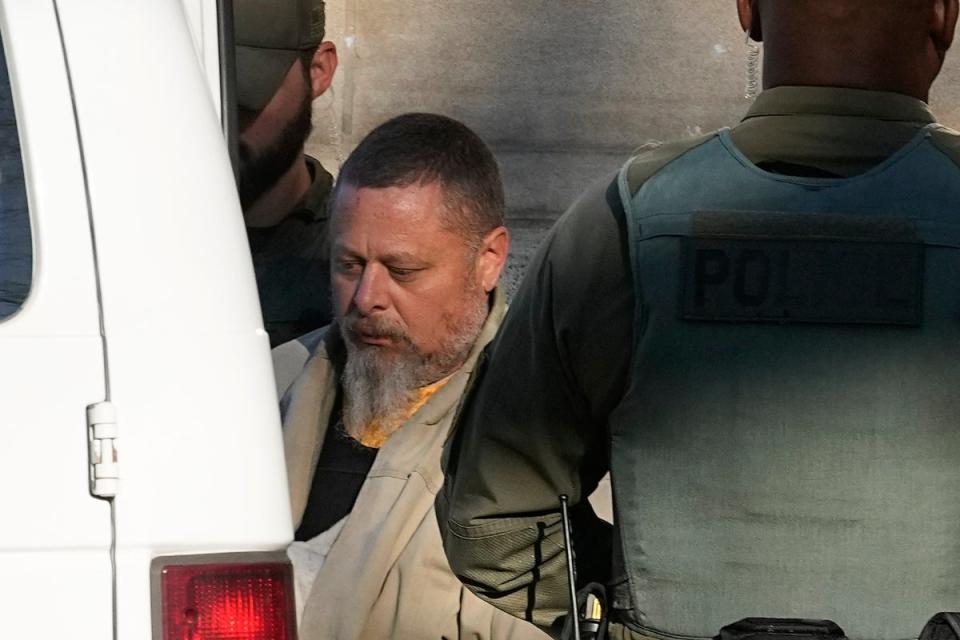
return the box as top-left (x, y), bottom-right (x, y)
top-left (54, 1), bottom-right (293, 637)
top-left (3, 552), bottom-right (113, 636)
top-left (0, 0), bottom-right (112, 637)
top-left (1, 1), bottom-right (292, 637)
top-left (179, 0), bottom-right (224, 120)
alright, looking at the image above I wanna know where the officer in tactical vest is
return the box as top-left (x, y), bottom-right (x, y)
top-left (438, 1), bottom-right (960, 639)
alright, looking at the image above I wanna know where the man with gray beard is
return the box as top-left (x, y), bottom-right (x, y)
top-left (274, 113), bottom-right (550, 640)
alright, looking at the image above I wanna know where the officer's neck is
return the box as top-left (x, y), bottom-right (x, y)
top-left (763, 69), bottom-right (931, 103)
top-left (244, 154), bottom-right (312, 229)
top-left (761, 41), bottom-right (932, 102)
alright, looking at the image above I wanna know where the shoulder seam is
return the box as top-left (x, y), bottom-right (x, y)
top-left (625, 132), bottom-right (719, 196)
top-left (927, 125), bottom-right (960, 170)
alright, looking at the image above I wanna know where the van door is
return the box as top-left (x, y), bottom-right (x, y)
top-left (0, 1), bottom-right (112, 637)
top-left (52, 1), bottom-right (294, 637)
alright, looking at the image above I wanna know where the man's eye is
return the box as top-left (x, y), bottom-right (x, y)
top-left (388, 267), bottom-right (419, 280)
top-left (336, 261), bottom-right (362, 274)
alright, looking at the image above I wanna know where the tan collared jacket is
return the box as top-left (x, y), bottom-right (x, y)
top-left (278, 289), bottom-right (548, 640)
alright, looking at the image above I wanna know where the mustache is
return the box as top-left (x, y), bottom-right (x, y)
top-left (341, 313), bottom-right (409, 342)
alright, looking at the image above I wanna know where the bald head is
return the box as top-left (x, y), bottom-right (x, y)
top-left (737, 0), bottom-right (959, 101)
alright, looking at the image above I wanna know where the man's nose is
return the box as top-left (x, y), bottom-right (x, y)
top-left (352, 265), bottom-right (390, 315)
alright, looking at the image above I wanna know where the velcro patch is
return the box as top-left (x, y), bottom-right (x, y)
top-left (680, 212), bottom-right (924, 325)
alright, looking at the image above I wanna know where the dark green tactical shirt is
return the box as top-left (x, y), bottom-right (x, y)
top-left (438, 87), bottom-right (953, 637)
top-left (247, 155), bottom-right (334, 348)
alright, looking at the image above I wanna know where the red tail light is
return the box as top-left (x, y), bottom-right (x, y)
top-left (155, 556), bottom-right (296, 640)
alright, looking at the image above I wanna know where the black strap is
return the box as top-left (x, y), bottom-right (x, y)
top-left (716, 618), bottom-right (846, 640)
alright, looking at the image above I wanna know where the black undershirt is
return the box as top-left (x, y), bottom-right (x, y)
top-left (294, 394), bottom-right (378, 541)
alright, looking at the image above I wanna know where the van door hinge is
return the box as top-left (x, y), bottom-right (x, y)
top-left (87, 402), bottom-right (119, 498)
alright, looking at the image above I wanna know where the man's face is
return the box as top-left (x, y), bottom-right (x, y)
top-left (237, 58), bottom-right (313, 209)
top-left (331, 179), bottom-right (506, 444)
top-left (331, 181), bottom-right (490, 389)
top-left (332, 178), bottom-right (496, 387)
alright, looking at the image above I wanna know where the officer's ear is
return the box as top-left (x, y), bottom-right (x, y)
top-left (309, 41), bottom-right (338, 99)
top-left (737, 0), bottom-right (763, 42)
top-left (931, 0), bottom-right (959, 57)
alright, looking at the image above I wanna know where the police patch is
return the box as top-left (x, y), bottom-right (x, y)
top-left (680, 212), bottom-right (924, 325)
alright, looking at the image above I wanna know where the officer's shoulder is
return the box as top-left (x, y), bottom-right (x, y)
top-left (624, 132), bottom-right (717, 196)
top-left (271, 325), bottom-right (332, 399)
top-left (927, 124), bottom-right (960, 168)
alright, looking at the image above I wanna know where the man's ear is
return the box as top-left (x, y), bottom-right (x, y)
top-left (475, 226), bottom-right (510, 294)
top-left (310, 41), bottom-right (338, 99)
top-left (931, 0), bottom-right (959, 56)
top-left (737, 0), bottom-right (763, 42)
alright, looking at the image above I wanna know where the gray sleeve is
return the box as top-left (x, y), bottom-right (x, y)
top-left (438, 172), bottom-right (633, 632)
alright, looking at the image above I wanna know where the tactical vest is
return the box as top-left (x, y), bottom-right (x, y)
top-left (610, 125), bottom-right (960, 640)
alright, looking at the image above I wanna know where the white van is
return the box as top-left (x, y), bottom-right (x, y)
top-left (0, 1), bottom-right (295, 638)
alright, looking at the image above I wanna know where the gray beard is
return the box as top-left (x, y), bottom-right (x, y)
top-left (339, 293), bottom-right (488, 443)
top-left (340, 345), bottom-right (421, 443)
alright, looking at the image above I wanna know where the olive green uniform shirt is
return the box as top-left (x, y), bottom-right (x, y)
top-left (438, 87), bottom-right (953, 637)
top-left (247, 155), bottom-right (334, 348)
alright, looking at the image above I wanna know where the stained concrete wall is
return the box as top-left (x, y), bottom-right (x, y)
top-left (305, 1), bottom-right (960, 294)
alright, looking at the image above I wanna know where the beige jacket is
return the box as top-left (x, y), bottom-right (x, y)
top-left (279, 290), bottom-right (548, 640)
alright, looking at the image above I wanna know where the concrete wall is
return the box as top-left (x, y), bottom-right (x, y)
top-left (305, 1), bottom-right (960, 294)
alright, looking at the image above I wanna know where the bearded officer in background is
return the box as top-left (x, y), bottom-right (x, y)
top-left (235, 0), bottom-right (338, 347)
top-left (439, 1), bottom-right (960, 639)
